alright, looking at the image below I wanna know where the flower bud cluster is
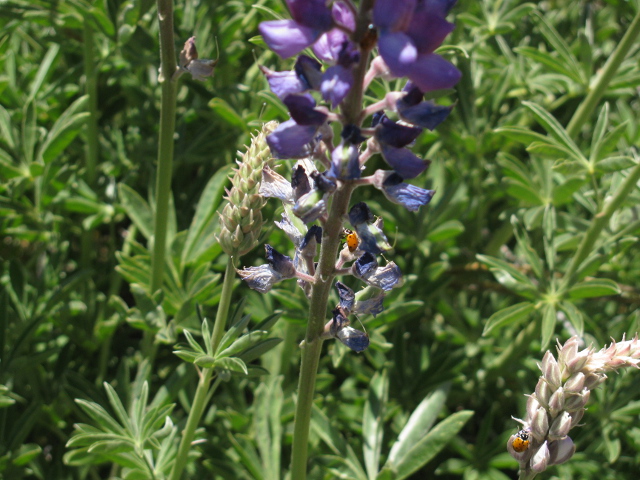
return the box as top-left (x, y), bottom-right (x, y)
top-left (508, 334), bottom-right (640, 476)
top-left (217, 122), bottom-right (278, 256)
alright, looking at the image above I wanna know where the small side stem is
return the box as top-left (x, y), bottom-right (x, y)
top-left (169, 257), bottom-right (236, 480)
top-left (560, 161), bottom-right (640, 291)
top-left (566, 9), bottom-right (640, 138)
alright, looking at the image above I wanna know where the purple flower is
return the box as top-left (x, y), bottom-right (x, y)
top-left (266, 119), bottom-right (319, 159)
top-left (373, 171), bottom-right (436, 212)
top-left (352, 253), bottom-right (403, 291)
top-left (312, 1), bottom-right (356, 63)
top-left (259, 0), bottom-right (334, 59)
top-left (373, 0), bottom-right (461, 92)
top-left (396, 83), bottom-right (453, 130)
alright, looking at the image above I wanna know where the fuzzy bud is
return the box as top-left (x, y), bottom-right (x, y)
top-left (218, 122), bottom-right (278, 256)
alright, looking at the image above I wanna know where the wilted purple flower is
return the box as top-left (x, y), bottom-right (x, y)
top-left (373, 170), bottom-right (435, 212)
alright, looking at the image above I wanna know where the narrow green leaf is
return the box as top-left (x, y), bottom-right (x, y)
top-left (387, 385), bottom-right (449, 466)
top-left (530, 11), bottom-right (584, 84)
top-left (194, 355), bottom-right (217, 368)
top-left (215, 356), bottom-right (248, 375)
top-left (522, 103), bottom-right (584, 164)
top-left (391, 411), bottom-right (473, 480)
top-left (216, 310), bottom-right (251, 354)
top-left (559, 301), bottom-right (584, 335)
top-left (483, 302), bottom-right (535, 336)
top-left (183, 330), bottom-right (205, 354)
top-left (238, 338), bottom-right (283, 363)
top-left (363, 371), bottom-right (389, 480)
top-left (495, 126), bottom-right (550, 146)
top-left (589, 103), bottom-right (609, 164)
top-left (103, 383), bottom-right (133, 433)
top-left (476, 254), bottom-right (537, 296)
top-left (0, 104), bottom-right (15, 149)
top-left (118, 184), bottom-right (153, 239)
top-left (229, 434), bottom-right (265, 480)
top-left (540, 303), bottom-right (556, 350)
top-left (426, 220), bottom-right (464, 242)
top-left (217, 331), bottom-right (268, 359)
top-left (515, 46), bottom-right (583, 83)
top-left (28, 44), bottom-right (60, 102)
top-left (568, 279), bottom-right (621, 299)
top-left (208, 98), bottom-right (248, 130)
top-left (22, 101), bottom-right (36, 165)
top-left (553, 177), bottom-right (586, 205)
top-left (595, 156), bottom-right (637, 173)
top-left (74, 400), bottom-right (127, 436)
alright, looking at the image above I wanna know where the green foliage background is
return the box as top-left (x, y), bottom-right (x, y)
top-left (1, 0), bottom-right (639, 479)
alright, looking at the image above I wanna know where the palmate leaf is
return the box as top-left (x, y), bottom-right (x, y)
top-left (66, 382), bottom-right (176, 477)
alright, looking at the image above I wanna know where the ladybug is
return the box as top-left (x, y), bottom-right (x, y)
top-left (343, 229), bottom-right (359, 252)
top-left (511, 429), bottom-right (531, 453)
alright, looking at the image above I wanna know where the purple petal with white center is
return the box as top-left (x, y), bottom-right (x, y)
top-left (378, 31), bottom-right (418, 77)
top-left (295, 55), bottom-right (323, 90)
top-left (377, 173), bottom-right (436, 212)
top-left (267, 119), bottom-right (318, 159)
top-left (320, 65), bottom-right (353, 108)
top-left (284, 94), bottom-right (327, 126)
top-left (286, 0), bottom-right (333, 31)
top-left (261, 66), bottom-right (306, 99)
top-left (397, 100), bottom-right (453, 130)
top-left (380, 144), bottom-right (430, 179)
top-left (292, 164), bottom-right (312, 199)
top-left (375, 116), bottom-right (421, 148)
top-left (313, 30), bottom-right (348, 63)
top-left (373, 0), bottom-right (416, 31)
top-left (259, 20), bottom-right (320, 59)
top-left (406, 53), bottom-right (461, 92)
top-left (332, 1), bottom-right (355, 30)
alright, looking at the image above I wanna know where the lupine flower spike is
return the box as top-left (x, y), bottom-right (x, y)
top-left (508, 335), bottom-right (640, 480)
top-left (241, 0), bottom-right (461, 353)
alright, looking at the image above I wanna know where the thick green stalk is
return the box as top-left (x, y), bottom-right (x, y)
top-left (168, 257), bottom-right (236, 480)
top-left (81, 14), bottom-right (100, 326)
top-left (290, 186), bottom-right (355, 480)
top-left (150, 0), bottom-right (178, 294)
top-left (560, 161), bottom-right (640, 291)
top-left (566, 9), bottom-right (640, 138)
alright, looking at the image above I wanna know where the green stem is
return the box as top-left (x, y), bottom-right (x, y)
top-left (560, 161), bottom-right (640, 291)
top-left (210, 257), bottom-right (236, 352)
top-left (168, 257), bottom-right (236, 480)
top-left (150, 0), bottom-right (179, 294)
top-left (81, 14), bottom-right (100, 329)
top-left (566, 10), bottom-right (640, 138)
top-left (82, 15), bottom-right (98, 187)
top-left (290, 186), bottom-right (355, 480)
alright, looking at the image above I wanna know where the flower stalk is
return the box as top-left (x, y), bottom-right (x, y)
top-left (509, 335), bottom-right (640, 480)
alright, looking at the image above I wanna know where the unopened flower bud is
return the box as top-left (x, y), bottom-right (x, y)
top-left (530, 407), bottom-right (549, 440)
top-left (542, 351), bottom-right (562, 389)
top-left (535, 378), bottom-right (552, 406)
top-left (564, 388), bottom-right (589, 412)
top-left (548, 436), bottom-right (575, 465)
top-left (549, 411), bottom-right (572, 439)
top-left (548, 387), bottom-right (565, 417)
top-left (530, 441), bottom-right (550, 473)
top-left (563, 372), bottom-right (585, 393)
